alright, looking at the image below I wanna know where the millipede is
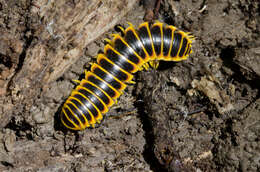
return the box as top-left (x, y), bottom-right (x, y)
top-left (60, 21), bottom-right (194, 130)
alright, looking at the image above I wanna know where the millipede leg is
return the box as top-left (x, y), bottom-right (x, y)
top-left (128, 80), bottom-right (136, 84)
top-left (149, 60), bottom-right (159, 69)
top-left (73, 79), bottom-right (81, 84)
top-left (104, 38), bottom-right (112, 44)
top-left (143, 63), bottom-right (150, 70)
top-left (117, 26), bottom-right (125, 34)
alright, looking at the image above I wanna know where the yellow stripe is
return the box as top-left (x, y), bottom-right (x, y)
top-left (152, 22), bottom-right (164, 60)
top-left (61, 107), bottom-right (79, 130)
top-left (77, 85), bottom-right (109, 114)
top-left (179, 32), bottom-right (187, 57)
top-left (177, 33), bottom-right (184, 57)
top-left (104, 44), bottom-right (138, 73)
top-left (91, 63), bottom-right (127, 91)
top-left (86, 71), bottom-right (121, 99)
top-left (111, 34), bottom-right (145, 67)
top-left (172, 31), bottom-right (185, 61)
top-left (64, 103), bottom-right (85, 129)
top-left (182, 40), bottom-right (190, 59)
top-left (67, 98), bottom-right (92, 128)
top-left (81, 77), bottom-right (114, 107)
top-left (97, 53), bottom-right (134, 82)
top-left (61, 119), bottom-right (77, 130)
top-left (138, 22), bottom-right (156, 60)
top-left (125, 24), bottom-right (150, 62)
top-left (74, 90), bottom-right (103, 123)
top-left (185, 44), bottom-right (191, 56)
top-left (71, 90), bottom-right (102, 123)
top-left (183, 31), bottom-right (194, 58)
top-left (68, 96), bottom-right (93, 128)
top-left (72, 86), bottom-right (103, 122)
top-left (165, 25), bottom-right (177, 59)
top-left (159, 23), bottom-right (164, 59)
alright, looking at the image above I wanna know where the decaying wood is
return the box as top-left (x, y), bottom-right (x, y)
top-left (15, 0), bottom-right (137, 86)
top-left (2, 0), bottom-right (137, 128)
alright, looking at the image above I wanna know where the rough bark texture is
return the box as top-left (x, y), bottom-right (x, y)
top-left (0, 0), bottom-right (137, 129)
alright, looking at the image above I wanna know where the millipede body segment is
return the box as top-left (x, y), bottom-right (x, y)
top-left (61, 22), bottom-right (194, 130)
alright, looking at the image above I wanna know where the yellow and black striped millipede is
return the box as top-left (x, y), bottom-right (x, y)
top-left (60, 21), bottom-right (194, 130)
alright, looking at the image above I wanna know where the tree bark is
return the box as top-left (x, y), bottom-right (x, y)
top-left (1, 0), bottom-right (137, 129)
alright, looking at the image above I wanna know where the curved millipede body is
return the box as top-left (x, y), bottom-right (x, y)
top-left (61, 22), bottom-right (194, 130)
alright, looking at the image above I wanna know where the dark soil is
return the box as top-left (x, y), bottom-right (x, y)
top-left (0, 0), bottom-right (260, 171)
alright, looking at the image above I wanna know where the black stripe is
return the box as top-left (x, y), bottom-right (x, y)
top-left (151, 25), bottom-right (162, 56)
top-left (61, 109), bottom-right (77, 128)
top-left (114, 38), bottom-right (140, 64)
top-left (163, 27), bottom-right (172, 56)
top-left (125, 29), bottom-right (147, 60)
top-left (67, 103), bottom-right (85, 124)
top-left (179, 37), bottom-right (188, 57)
top-left (188, 47), bottom-right (192, 54)
top-left (73, 94), bottom-right (99, 118)
top-left (82, 82), bottom-right (110, 105)
top-left (88, 75), bottom-right (116, 98)
top-left (93, 67), bottom-right (123, 90)
top-left (185, 44), bottom-right (191, 56)
top-left (106, 49), bottom-right (134, 72)
top-left (99, 58), bottom-right (128, 81)
top-left (138, 25), bottom-right (153, 56)
top-left (72, 94), bottom-right (93, 119)
top-left (171, 32), bottom-right (182, 57)
top-left (77, 88), bottom-right (105, 112)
